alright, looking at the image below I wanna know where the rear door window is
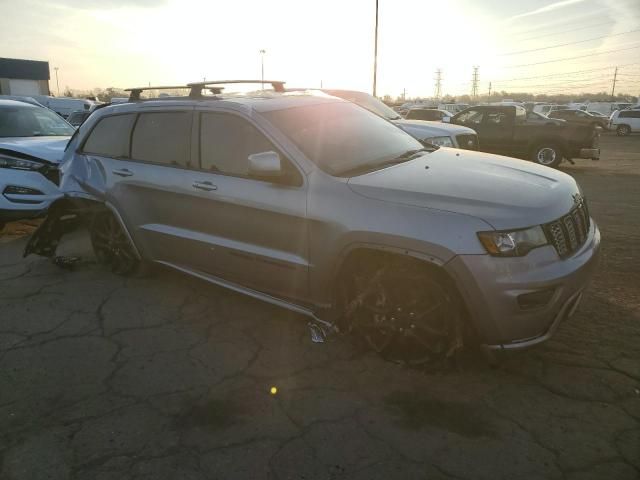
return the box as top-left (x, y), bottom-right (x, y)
top-left (484, 110), bottom-right (509, 125)
top-left (131, 112), bottom-right (192, 167)
top-left (82, 114), bottom-right (136, 158)
top-left (455, 109), bottom-right (483, 125)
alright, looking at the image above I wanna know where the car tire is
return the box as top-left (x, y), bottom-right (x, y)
top-left (531, 143), bottom-right (563, 168)
top-left (337, 252), bottom-right (468, 365)
top-left (89, 210), bottom-right (149, 276)
top-left (616, 125), bottom-right (631, 136)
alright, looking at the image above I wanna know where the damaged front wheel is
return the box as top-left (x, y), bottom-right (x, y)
top-left (338, 254), bottom-right (466, 366)
top-left (90, 211), bottom-right (142, 276)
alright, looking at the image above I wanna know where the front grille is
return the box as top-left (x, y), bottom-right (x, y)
top-left (456, 134), bottom-right (478, 150)
top-left (543, 197), bottom-right (590, 258)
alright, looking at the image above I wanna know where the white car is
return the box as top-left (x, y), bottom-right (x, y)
top-left (609, 109), bottom-right (640, 136)
top-left (321, 90), bottom-right (479, 149)
top-left (0, 99), bottom-right (73, 228)
top-left (31, 95), bottom-right (100, 119)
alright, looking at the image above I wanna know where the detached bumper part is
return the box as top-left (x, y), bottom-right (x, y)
top-left (579, 148), bottom-right (600, 160)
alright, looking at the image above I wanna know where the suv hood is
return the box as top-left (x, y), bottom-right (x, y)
top-left (347, 148), bottom-right (581, 230)
top-left (0, 137), bottom-right (70, 164)
top-left (393, 119), bottom-right (475, 140)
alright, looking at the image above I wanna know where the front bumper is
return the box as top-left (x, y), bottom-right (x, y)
top-left (445, 220), bottom-right (601, 349)
top-left (578, 148), bottom-right (600, 160)
top-left (0, 169), bottom-right (62, 223)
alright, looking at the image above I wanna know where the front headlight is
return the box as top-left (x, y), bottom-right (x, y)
top-left (477, 225), bottom-right (548, 257)
top-left (423, 136), bottom-right (454, 147)
top-left (0, 155), bottom-right (43, 171)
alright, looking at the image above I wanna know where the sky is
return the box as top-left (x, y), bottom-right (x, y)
top-left (1, 0), bottom-right (639, 98)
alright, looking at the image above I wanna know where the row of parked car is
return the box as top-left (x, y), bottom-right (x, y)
top-left (15, 79), bottom-right (599, 363)
top-left (400, 101), bottom-right (640, 136)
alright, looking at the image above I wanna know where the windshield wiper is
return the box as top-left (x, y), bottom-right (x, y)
top-left (340, 148), bottom-right (432, 176)
top-left (393, 147), bottom-right (434, 160)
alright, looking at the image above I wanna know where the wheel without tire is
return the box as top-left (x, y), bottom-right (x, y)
top-left (616, 125), bottom-right (631, 136)
top-left (338, 255), bottom-right (465, 365)
top-left (90, 211), bottom-right (142, 276)
top-left (531, 144), bottom-right (562, 168)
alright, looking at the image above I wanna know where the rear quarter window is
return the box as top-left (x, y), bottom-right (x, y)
top-left (82, 114), bottom-right (136, 158)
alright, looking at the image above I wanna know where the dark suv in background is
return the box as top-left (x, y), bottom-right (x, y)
top-left (450, 105), bottom-right (600, 168)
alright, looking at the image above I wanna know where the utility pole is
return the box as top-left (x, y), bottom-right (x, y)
top-left (471, 66), bottom-right (479, 100)
top-left (373, 0), bottom-right (379, 97)
top-left (259, 49), bottom-right (266, 90)
top-left (488, 81), bottom-right (492, 99)
top-left (611, 66), bottom-right (618, 101)
top-left (54, 67), bottom-right (60, 96)
top-left (434, 69), bottom-right (442, 99)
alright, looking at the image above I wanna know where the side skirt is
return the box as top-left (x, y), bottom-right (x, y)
top-left (156, 260), bottom-right (333, 329)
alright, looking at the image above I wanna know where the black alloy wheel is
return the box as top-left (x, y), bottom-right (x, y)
top-left (339, 258), bottom-right (463, 365)
top-left (90, 211), bottom-right (140, 275)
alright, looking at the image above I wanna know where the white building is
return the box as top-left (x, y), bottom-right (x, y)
top-left (0, 57), bottom-right (50, 96)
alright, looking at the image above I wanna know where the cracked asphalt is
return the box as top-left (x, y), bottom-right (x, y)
top-left (1, 135), bottom-right (639, 480)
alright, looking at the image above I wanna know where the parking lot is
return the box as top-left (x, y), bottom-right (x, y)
top-left (1, 134), bottom-right (639, 480)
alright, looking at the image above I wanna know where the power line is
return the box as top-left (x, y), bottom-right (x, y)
top-left (505, 44), bottom-right (640, 68)
top-left (493, 76), bottom-right (612, 89)
top-left (491, 63), bottom-right (640, 83)
top-left (515, 20), bottom-right (617, 42)
top-left (499, 29), bottom-right (640, 56)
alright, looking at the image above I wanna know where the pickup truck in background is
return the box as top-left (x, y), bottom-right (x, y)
top-left (448, 105), bottom-right (599, 168)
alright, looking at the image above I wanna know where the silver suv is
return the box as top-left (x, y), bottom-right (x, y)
top-left (26, 81), bottom-right (601, 364)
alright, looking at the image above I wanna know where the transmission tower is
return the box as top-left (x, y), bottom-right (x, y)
top-left (471, 66), bottom-right (479, 99)
top-left (434, 69), bottom-right (442, 99)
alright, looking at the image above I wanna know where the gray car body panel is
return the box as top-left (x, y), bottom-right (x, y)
top-left (53, 92), bottom-right (600, 348)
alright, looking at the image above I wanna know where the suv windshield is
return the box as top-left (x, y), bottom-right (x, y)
top-left (0, 104), bottom-right (74, 137)
top-left (323, 90), bottom-right (402, 121)
top-left (263, 102), bottom-right (425, 176)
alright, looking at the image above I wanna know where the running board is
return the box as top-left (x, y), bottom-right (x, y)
top-left (155, 261), bottom-right (334, 334)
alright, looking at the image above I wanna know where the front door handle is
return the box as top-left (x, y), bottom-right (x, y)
top-left (192, 181), bottom-right (218, 191)
top-left (113, 168), bottom-right (134, 177)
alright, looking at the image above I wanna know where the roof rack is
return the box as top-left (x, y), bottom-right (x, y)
top-left (124, 85), bottom-right (190, 101)
top-left (187, 79), bottom-right (286, 97)
top-left (124, 80), bottom-right (286, 102)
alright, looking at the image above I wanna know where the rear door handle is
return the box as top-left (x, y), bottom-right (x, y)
top-left (113, 168), bottom-right (134, 177)
top-left (192, 181), bottom-right (218, 191)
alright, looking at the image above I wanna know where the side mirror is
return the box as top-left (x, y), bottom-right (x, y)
top-left (442, 116), bottom-right (451, 123)
top-left (248, 151), bottom-right (282, 177)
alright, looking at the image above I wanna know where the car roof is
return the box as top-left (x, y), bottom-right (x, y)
top-left (408, 107), bottom-right (447, 112)
top-left (0, 99), bottom-right (39, 109)
top-left (96, 90), bottom-right (344, 116)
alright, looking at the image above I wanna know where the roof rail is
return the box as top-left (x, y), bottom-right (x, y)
top-left (124, 85), bottom-right (190, 101)
top-left (187, 79), bottom-right (286, 97)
